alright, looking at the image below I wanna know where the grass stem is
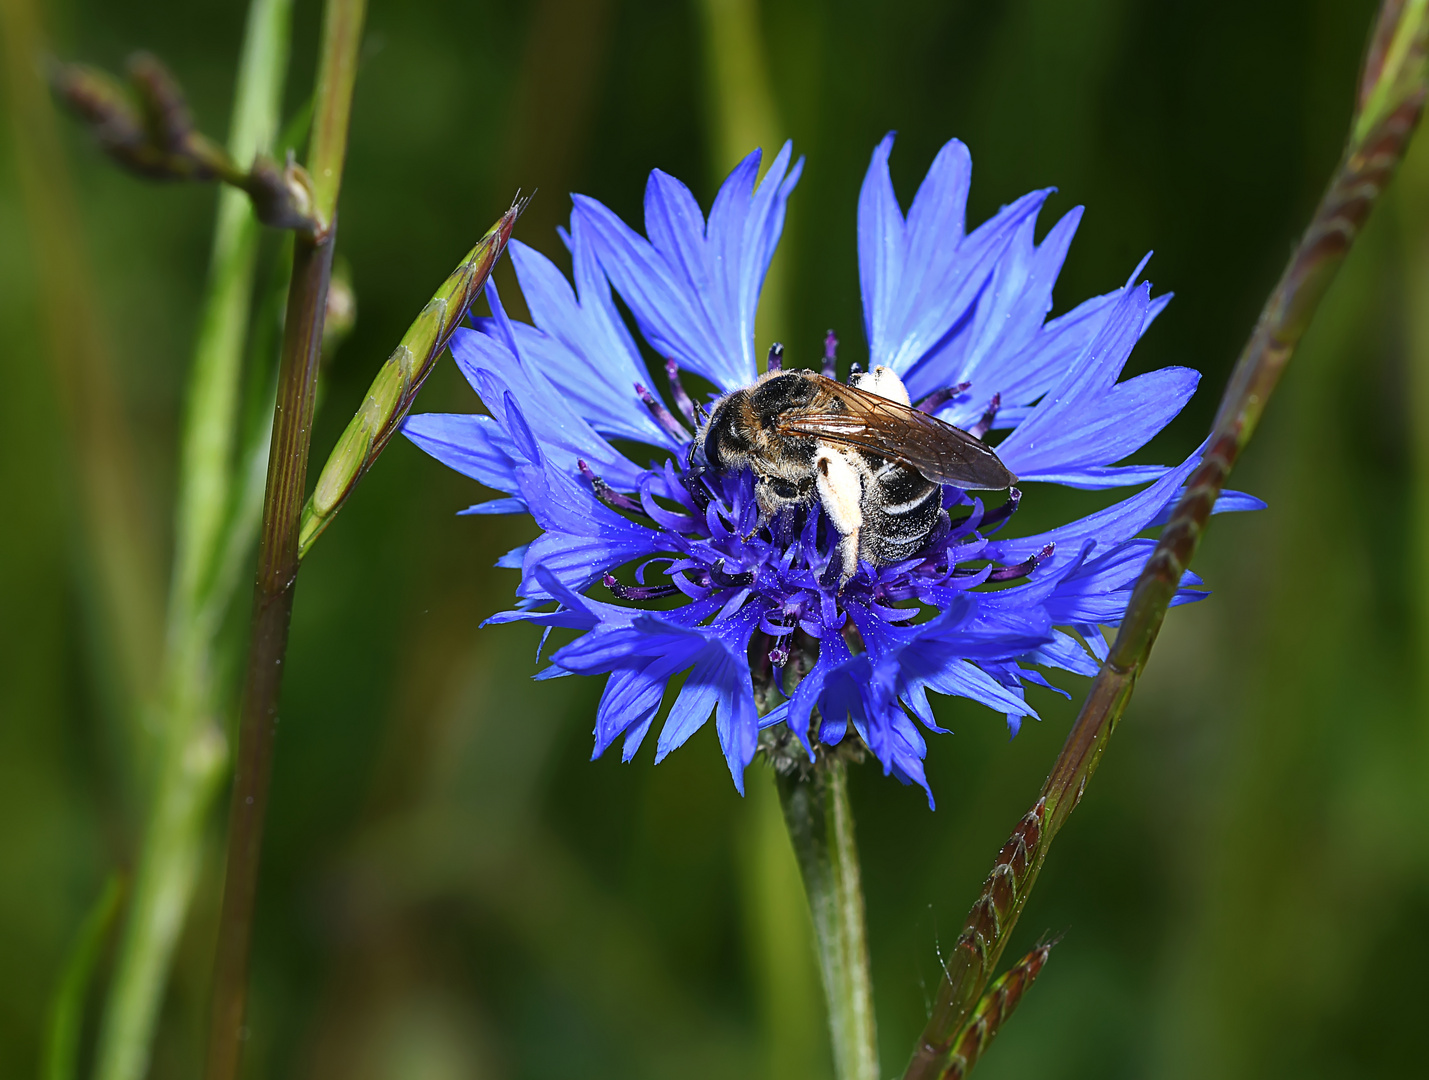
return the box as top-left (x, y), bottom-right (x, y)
top-left (89, 2), bottom-right (295, 1079)
top-left (203, 3), bottom-right (365, 1076)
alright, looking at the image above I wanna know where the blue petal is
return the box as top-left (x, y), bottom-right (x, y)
top-left (453, 286), bottom-right (648, 492)
top-left (859, 132), bottom-right (1052, 378)
top-left (905, 204), bottom-right (1083, 404)
top-left (458, 497), bottom-right (527, 515)
top-left (480, 390), bottom-right (663, 597)
top-left (995, 283), bottom-right (1189, 477)
top-left (651, 607), bottom-right (763, 790)
top-left (494, 544), bottom-right (528, 570)
top-left (499, 230), bottom-right (682, 450)
top-left (1149, 487), bottom-right (1267, 523)
top-left (990, 450), bottom-right (1202, 568)
top-left (593, 667), bottom-right (666, 760)
top-left (486, 565), bottom-right (639, 631)
top-left (575, 143), bottom-right (803, 392)
top-left (1016, 464), bottom-right (1171, 489)
top-left (1008, 365), bottom-right (1201, 479)
top-left (1030, 629), bottom-right (1101, 677)
top-left (402, 412), bottom-right (520, 495)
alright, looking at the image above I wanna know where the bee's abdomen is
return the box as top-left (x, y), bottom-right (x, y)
top-left (860, 461), bottom-right (943, 565)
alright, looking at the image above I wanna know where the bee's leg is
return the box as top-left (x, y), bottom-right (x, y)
top-left (752, 477), bottom-right (778, 523)
top-left (743, 477), bottom-right (780, 542)
top-left (815, 445), bottom-right (864, 585)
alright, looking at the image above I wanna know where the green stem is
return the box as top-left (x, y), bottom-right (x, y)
top-left (777, 756), bottom-right (879, 1080)
top-left (204, 3), bottom-right (365, 1077)
top-left (91, 3), bottom-right (294, 1079)
top-left (902, 4), bottom-right (1429, 1077)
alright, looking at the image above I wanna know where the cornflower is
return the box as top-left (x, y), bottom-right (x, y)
top-left (404, 135), bottom-right (1257, 805)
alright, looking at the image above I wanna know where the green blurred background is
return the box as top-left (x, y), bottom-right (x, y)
top-left (5, 0), bottom-right (1428, 1077)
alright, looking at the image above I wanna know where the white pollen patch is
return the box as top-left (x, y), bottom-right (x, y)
top-left (816, 443), bottom-right (863, 581)
top-left (852, 365), bottom-right (912, 406)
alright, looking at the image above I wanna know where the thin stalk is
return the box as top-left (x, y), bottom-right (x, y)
top-left (43, 876), bottom-right (125, 1080)
top-left (91, 2), bottom-right (294, 1079)
top-left (204, 2), bottom-right (365, 1077)
top-left (777, 755), bottom-right (879, 1080)
top-left (902, 5), bottom-right (1429, 1078)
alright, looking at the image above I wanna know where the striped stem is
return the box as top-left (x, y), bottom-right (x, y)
top-left (203, 1), bottom-right (364, 1076)
top-left (942, 942), bottom-right (1055, 1080)
top-left (903, 3), bottom-right (1429, 1078)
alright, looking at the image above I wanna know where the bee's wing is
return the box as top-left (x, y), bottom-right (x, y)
top-left (778, 379), bottom-right (1017, 489)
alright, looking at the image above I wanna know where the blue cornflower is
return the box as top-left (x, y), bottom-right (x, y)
top-left (404, 135), bottom-right (1259, 806)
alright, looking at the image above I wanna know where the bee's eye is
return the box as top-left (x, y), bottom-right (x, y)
top-left (769, 478), bottom-right (800, 499)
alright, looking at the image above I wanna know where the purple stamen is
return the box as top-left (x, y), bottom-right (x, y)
top-left (603, 572), bottom-right (679, 601)
top-left (969, 393), bottom-right (1001, 439)
top-left (979, 487), bottom-right (1022, 534)
top-left (822, 330), bottom-right (838, 378)
top-left (579, 459), bottom-right (648, 516)
top-left (846, 361), bottom-right (864, 385)
top-left (986, 542), bottom-right (1055, 582)
top-left (635, 382), bottom-right (690, 442)
top-left (767, 342), bottom-right (784, 373)
top-left (665, 358), bottom-right (697, 424)
top-left (916, 381), bottom-right (973, 414)
top-left (709, 560), bottom-right (755, 588)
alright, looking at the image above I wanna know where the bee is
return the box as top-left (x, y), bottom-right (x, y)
top-left (693, 362), bottom-right (1016, 583)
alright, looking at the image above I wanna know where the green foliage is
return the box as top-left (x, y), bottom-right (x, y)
top-left (5, 0), bottom-right (1428, 1078)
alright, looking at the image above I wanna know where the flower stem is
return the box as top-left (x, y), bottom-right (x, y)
top-left (777, 755), bottom-right (879, 1080)
top-left (902, 5), bottom-right (1429, 1078)
top-left (86, 1), bottom-right (294, 1078)
top-left (203, 2), bottom-right (364, 1077)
